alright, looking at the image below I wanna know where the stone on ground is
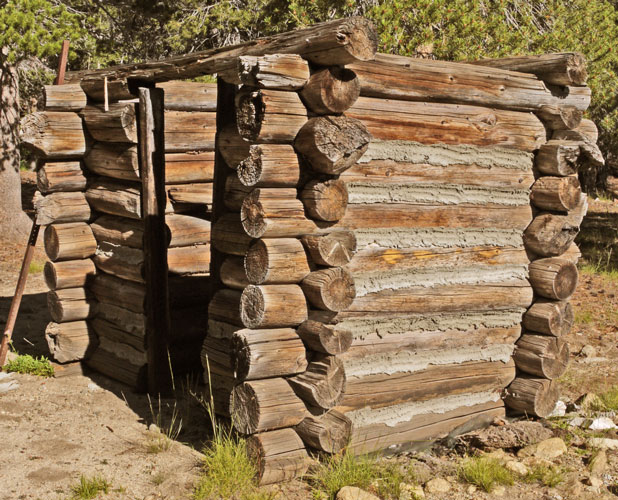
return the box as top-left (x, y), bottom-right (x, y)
top-left (517, 437), bottom-right (567, 460)
top-left (424, 478), bottom-right (450, 494)
top-left (588, 438), bottom-right (618, 450)
top-left (505, 460), bottom-right (529, 475)
top-left (399, 483), bottom-right (425, 499)
top-left (588, 449), bottom-right (607, 476)
top-left (459, 420), bottom-right (553, 450)
top-left (336, 486), bottom-right (380, 500)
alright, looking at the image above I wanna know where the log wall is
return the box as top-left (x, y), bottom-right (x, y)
top-left (24, 19), bottom-right (596, 485)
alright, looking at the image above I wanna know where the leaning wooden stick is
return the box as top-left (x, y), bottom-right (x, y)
top-left (0, 39), bottom-right (70, 368)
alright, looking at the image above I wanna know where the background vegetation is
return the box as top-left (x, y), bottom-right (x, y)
top-left (5, 0), bottom-right (618, 181)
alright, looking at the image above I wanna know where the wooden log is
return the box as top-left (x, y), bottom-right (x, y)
top-left (96, 302), bottom-right (144, 336)
top-left (34, 192), bottom-right (91, 225)
top-left (240, 284), bottom-right (308, 329)
top-left (44, 259), bottom-right (96, 290)
top-left (167, 183), bottom-right (213, 205)
top-left (43, 84), bottom-right (87, 111)
top-left (530, 175), bottom-right (581, 212)
top-left (470, 52), bottom-right (587, 86)
top-left (535, 140), bottom-right (581, 176)
top-left (296, 320), bottom-right (353, 355)
top-left (168, 245), bottom-right (211, 275)
top-left (300, 66), bottom-right (360, 114)
top-left (504, 376), bottom-right (559, 418)
top-left (537, 105), bottom-right (583, 131)
top-left (19, 111), bottom-right (86, 158)
top-left (231, 328), bottom-right (308, 380)
top-left (237, 144), bottom-right (300, 187)
top-left (565, 193), bottom-right (588, 227)
top-left (347, 399), bottom-right (505, 455)
top-left (81, 103), bottom-right (137, 143)
top-left (47, 288), bottom-right (95, 323)
top-left (240, 188), bottom-right (316, 238)
top-left (84, 143), bottom-right (140, 182)
top-left (245, 238), bottom-right (311, 285)
top-left (93, 241), bottom-right (144, 283)
top-left (91, 317), bottom-right (146, 359)
top-left (574, 118), bottom-right (599, 142)
top-left (552, 129), bottom-right (604, 166)
top-left (295, 409), bottom-right (351, 453)
top-left (217, 124), bottom-right (251, 170)
top-left (91, 215), bottom-right (144, 248)
top-left (247, 429), bottom-right (310, 485)
top-left (166, 151), bottom-right (215, 183)
top-left (86, 179), bottom-right (142, 219)
top-left (166, 214), bottom-right (210, 247)
top-left (231, 378), bottom-right (307, 434)
top-left (289, 355), bottom-right (346, 409)
top-left (86, 346), bottom-right (146, 391)
top-left (523, 214), bottom-right (578, 257)
top-left (220, 256), bottom-right (250, 290)
top-left (90, 273), bottom-right (145, 313)
top-left (44, 222), bottom-right (97, 261)
top-left (211, 213), bottom-right (253, 256)
top-left (348, 245), bottom-right (529, 275)
top-left (561, 242), bottom-right (582, 265)
top-left (157, 81), bottom-right (217, 111)
top-left (523, 300), bottom-right (574, 337)
top-left (219, 54), bottom-right (310, 90)
top-left (347, 97), bottom-right (546, 152)
top-left (342, 142), bottom-right (535, 189)
top-left (301, 232), bottom-right (356, 267)
top-left (347, 281), bottom-right (533, 314)
top-left (300, 179), bottom-right (348, 222)
top-left (294, 116), bottom-right (371, 174)
top-left (224, 174), bottom-right (253, 211)
top-left (164, 111), bottom-right (216, 152)
top-left (528, 257), bottom-right (578, 300)
top-left (301, 267), bottom-right (355, 312)
top-left (45, 320), bottom-right (97, 363)
top-left (208, 288), bottom-right (243, 326)
top-left (514, 334), bottom-right (569, 379)
top-left (67, 17), bottom-right (377, 88)
top-left (235, 88), bottom-right (307, 143)
top-left (37, 161), bottom-right (87, 193)
top-left (350, 54), bottom-right (590, 112)
top-left (207, 319), bottom-right (239, 340)
top-left (341, 359), bottom-right (516, 412)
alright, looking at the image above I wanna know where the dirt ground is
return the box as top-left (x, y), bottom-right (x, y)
top-left (3, 190), bottom-right (618, 499)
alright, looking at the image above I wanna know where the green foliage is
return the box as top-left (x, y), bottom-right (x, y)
top-left (524, 463), bottom-right (566, 487)
top-left (70, 475), bottom-right (111, 499)
top-left (598, 385), bottom-right (618, 411)
top-left (458, 456), bottom-right (514, 492)
top-left (0, 0), bottom-right (89, 63)
top-left (28, 259), bottom-right (45, 274)
top-left (3, 353), bottom-right (54, 377)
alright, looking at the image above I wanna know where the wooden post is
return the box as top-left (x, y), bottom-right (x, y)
top-left (138, 86), bottom-right (172, 395)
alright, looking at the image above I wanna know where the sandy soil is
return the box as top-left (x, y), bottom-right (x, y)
top-left (2, 191), bottom-right (618, 499)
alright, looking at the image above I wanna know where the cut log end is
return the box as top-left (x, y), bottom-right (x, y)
top-left (295, 116), bottom-right (371, 175)
top-left (523, 300), bottom-right (573, 337)
top-left (289, 355), bottom-right (346, 409)
top-left (514, 334), bottom-right (570, 379)
top-left (301, 231), bottom-right (357, 266)
top-left (530, 176), bottom-right (581, 212)
top-left (295, 409), bottom-right (351, 453)
top-left (524, 214), bottom-right (578, 257)
top-left (529, 257), bottom-right (578, 300)
top-left (505, 376), bottom-right (559, 418)
top-left (244, 238), bottom-right (310, 285)
top-left (300, 179), bottom-right (349, 222)
top-left (240, 284), bottom-right (308, 329)
top-left (301, 267), bottom-right (356, 312)
top-left (297, 320), bottom-right (353, 355)
top-left (300, 66), bottom-right (361, 114)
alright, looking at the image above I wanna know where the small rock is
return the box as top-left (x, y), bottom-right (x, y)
top-left (0, 381), bottom-right (19, 393)
top-left (505, 460), bottom-right (528, 475)
top-left (569, 417), bottom-right (587, 427)
top-left (148, 423), bottom-right (161, 434)
top-left (493, 485), bottom-right (506, 496)
top-left (336, 486), bottom-right (380, 500)
top-left (399, 483), bottom-right (424, 500)
top-left (580, 345), bottom-right (597, 358)
top-left (589, 450), bottom-right (608, 476)
top-left (518, 437), bottom-right (567, 460)
top-left (459, 420), bottom-right (552, 450)
top-left (585, 475), bottom-right (603, 492)
top-left (411, 463), bottom-right (432, 485)
top-left (466, 484), bottom-right (477, 494)
top-left (588, 438), bottom-right (618, 450)
top-left (485, 449), bottom-right (508, 462)
top-left (87, 382), bottom-right (101, 392)
top-left (424, 478), bottom-right (450, 494)
top-left (588, 417), bottom-right (617, 430)
top-left (0, 372), bottom-right (12, 381)
top-left (549, 400), bottom-right (567, 417)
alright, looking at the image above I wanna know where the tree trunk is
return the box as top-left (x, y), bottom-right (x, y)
top-left (0, 60), bottom-right (32, 240)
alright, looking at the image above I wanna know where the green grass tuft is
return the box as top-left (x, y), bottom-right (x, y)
top-left (146, 394), bottom-right (183, 453)
top-left (70, 475), bottom-right (111, 499)
top-left (524, 463), bottom-right (566, 487)
top-left (3, 354), bottom-right (54, 377)
top-left (28, 260), bottom-right (45, 274)
top-left (598, 385), bottom-right (618, 411)
top-left (308, 450), bottom-right (379, 499)
top-left (458, 456), bottom-right (513, 493)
